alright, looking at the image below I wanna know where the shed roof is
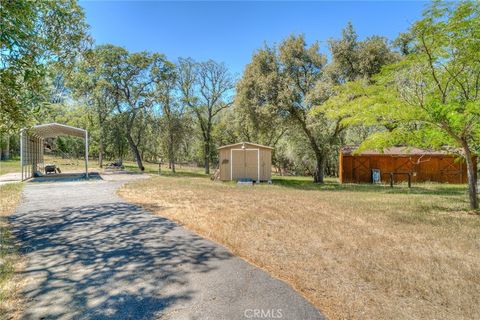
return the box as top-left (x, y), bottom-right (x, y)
top-left (217, 142), bottom-right (274, 150)
top-left (341, 146), bottom-right (454, 156)
top-left (29, 123), bottom-right (87, 139)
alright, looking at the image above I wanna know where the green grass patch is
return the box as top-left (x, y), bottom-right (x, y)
top-left (0, 159), bottom-right (20, 176)
top-left (271, 174), bottom-right (468, 196)
top-left (124, 161), bottom-right (208, 178)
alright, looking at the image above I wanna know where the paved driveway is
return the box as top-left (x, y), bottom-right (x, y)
top-left (0, 172), bottom-right (21, 185)
top-left (11, 174), bottom-right (323, 320)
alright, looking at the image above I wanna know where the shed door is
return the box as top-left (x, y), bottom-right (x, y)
top-left (245, 149), bottom-right (259, 181)
top-left (353, 157), bottom-right (370, 183)
top-left (439, 157), bottom-right (462, 183)
top-left (231, 149), bottom-right (259, 181)
top-left (394, 157), bottom-right (414, 182)
top-left (231, 150), bottom-right (245, 180)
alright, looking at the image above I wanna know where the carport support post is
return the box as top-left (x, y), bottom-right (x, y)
top-left (85, 130), bottom-right (89, 179)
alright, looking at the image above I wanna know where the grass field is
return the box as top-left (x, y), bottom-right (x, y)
top-left (0, 183), bottom-right (24, 319)
top-left (123, 161), bottom-right (206, 177)
top-left (0, 159), bottom-right (20, 176)
top-left (119, 173), bottom-right (480, 320)
top-left (0, 156), bottom-right (92, 176)
top-left (41, 155), bottom-right (99, 173)
top-left (0, 157), bottom-right (200, 177)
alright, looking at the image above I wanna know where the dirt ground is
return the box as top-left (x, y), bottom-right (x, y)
top-left (119, 175), bottom-right (480, 320)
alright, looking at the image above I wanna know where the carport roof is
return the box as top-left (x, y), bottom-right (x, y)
top-left (30, 123), bottom-right (87, 139)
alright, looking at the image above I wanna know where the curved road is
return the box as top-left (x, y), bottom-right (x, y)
top-left (11, 174), bottom-right (324, 320)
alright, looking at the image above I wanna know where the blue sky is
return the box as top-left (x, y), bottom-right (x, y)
top-left (80, 1), bottom-right (428, 75)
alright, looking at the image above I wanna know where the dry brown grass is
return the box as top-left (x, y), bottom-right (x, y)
top-left (0, 183), bottom-right (25, 320)
top-left (119, 175), bottom-right (480, 320)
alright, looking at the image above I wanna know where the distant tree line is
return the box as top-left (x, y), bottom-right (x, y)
top-left (1, 0), bottom-right (478, 208)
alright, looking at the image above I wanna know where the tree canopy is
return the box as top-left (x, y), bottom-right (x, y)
top-left (325, 0), bottom-right (480, 208)
top-left (0, 0), bottom-right (90, 134)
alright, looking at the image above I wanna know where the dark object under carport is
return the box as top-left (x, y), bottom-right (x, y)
top-left (45, 165), bottom-right (56, 175)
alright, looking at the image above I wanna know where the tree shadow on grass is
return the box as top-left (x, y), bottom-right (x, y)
top-left (10, 202), bottom-right (231, 319)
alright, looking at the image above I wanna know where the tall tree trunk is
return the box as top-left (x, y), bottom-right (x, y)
top-left (98, 113), bottom-right (105, 167)
top-left (204, 140), bottom-right (210, 174)
top-left (168, 128), bottom-right (175, 173)
top-left (298, 119), bottom-right (324, 183)
top-left (462, 141), bottom-right (478, 210)
top-left (98, 131), bottom-right (104, 168)
top-left (98, 141), bottom-right (103, 168)
top-left (1, 135), bottom-right (10, 160)
top-left (4, 136), bottom-right (9, 160)
top-left (292, 110), bottom-right (325, 183)
top-left (313, 151), bottom-right (325, 183)
top-left (126, 134), bottom-right (144, 171)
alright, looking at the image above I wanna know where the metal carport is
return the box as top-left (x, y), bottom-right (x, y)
top-left (20, 123), bottom-right (88, 181)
